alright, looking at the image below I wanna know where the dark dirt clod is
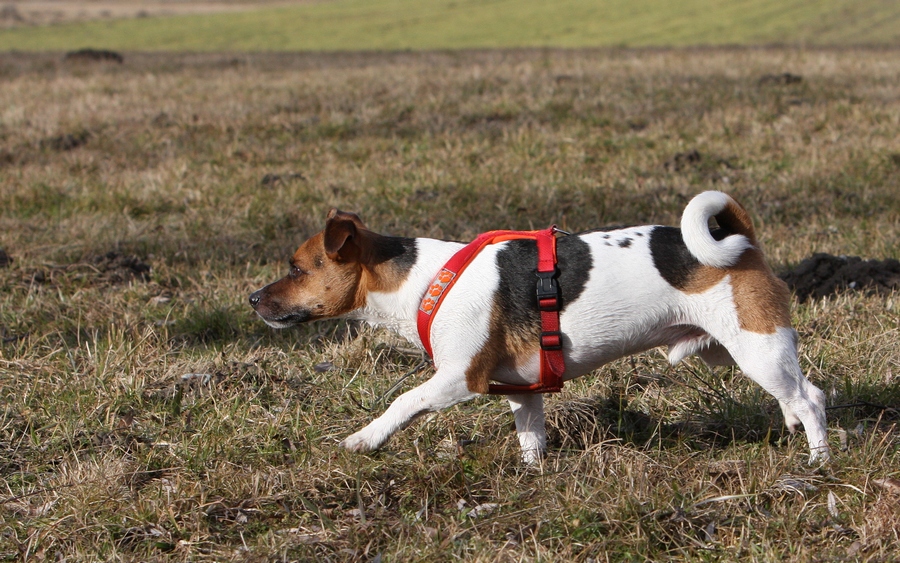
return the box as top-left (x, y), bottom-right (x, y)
top-left (779, 253), bottom-right (900, 302)
top-left (0, 5), bottom-right (24, 22)
top-left (64, 49), bottom-right (124, 64)
top-left (92, 252), bottom-right (151, 284)
top-left (665, 149), bottom-right (702, 172)
top-left (261, 172), bottom-right (305, 187)
top-left (758, 72), bottom-right (803, 86)
top-left (0, 248), bottom-right (10, 268)
top-left (41, 131), bottom-right (90, 152)
top-left (664, 150), bottom-right (739, 182)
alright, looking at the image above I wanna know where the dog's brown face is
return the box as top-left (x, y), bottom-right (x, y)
top-left (249, 210), bottom-right (371, 328)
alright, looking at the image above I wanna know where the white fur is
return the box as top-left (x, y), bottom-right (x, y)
top-left (333, 192), bottom-right (830, 464)
top-left (681, 191), bottom-right (754, 268)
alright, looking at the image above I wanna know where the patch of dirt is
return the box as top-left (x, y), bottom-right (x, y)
top-left (779, 253), bottom-right (900, 303)
top-left (663, 149), bottom-right (739, 182)
top-left (0, 248), bottom-right (10, 268)
top-left (260, 172), bottom-right (305, 187)
top-left (0, 149), bottom-right (18, 167)
top-left (0, 4), bottom-right (24, 24)
top-left (758, 72), bottom-right (803, 86)
top-left (22, 251), bottom-right (151, 287)
top-left (64, 48), bottom-right (123, 64)
top-left (91, 251), bottom-right (152, 284)
top-left (664, 149), bottom-right (702, 172)
top-left (40, 130), bottom-right (90, 152)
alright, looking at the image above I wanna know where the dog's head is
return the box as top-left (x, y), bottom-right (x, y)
top-left (249, 209), bottom-right (378, 328)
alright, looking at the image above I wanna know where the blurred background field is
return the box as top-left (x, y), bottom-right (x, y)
top-left (1, 0), bottom-right (900, 51)
top-left (0, 2), bottom-right (898, 561)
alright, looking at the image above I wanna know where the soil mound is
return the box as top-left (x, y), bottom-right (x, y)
top-left (64, 49), bottom-right (124, 63)
top-left (92, 252), bottom-right (151, 284)
top-left (779, 253), bottom-right (900, 302)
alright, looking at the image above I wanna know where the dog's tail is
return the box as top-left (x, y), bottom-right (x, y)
top-left (681, 191), bottom-right (756, 268)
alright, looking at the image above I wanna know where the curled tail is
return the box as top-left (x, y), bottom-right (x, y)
top-left (681, 191), bottom-right (756, 268)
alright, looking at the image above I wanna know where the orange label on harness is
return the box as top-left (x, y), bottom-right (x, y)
top-left (418, 268), bottom-right (455, 315)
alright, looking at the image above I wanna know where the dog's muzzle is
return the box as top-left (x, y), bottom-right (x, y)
top-left (249, 288), bottom-right (312, 327)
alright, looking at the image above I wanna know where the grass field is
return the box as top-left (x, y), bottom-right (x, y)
top-left (1, 47), bottom-right (899, 560)
top-left (2, 0), bottom-right (900, 52)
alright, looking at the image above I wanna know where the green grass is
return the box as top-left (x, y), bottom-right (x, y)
top-left (0, 48), bottom-right (899, 560)
top-left (2, 0), bottom-right (900, 52)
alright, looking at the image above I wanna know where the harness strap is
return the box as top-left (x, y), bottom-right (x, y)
top-left (416, 227), bottom-right (565, 394)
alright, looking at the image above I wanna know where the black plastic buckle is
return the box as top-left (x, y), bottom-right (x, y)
top-left (535, 268), bottom-right (560, 311)
top-left (540, 330), bottom-right (563, 351)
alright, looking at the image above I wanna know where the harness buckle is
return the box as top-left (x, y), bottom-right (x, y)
top-left (536, 268), bottom-right (560, 311)
top-left (540, 330), bottom-right (563, 351)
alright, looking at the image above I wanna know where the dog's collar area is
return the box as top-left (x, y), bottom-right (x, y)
top-left (417, 227), bottom-right (566, 394)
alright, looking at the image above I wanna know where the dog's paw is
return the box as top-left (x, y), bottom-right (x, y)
top-left (340, 431), bottom-right (379, 453)
top-left (808, 445), bottom-right (831, 465)
top-left (521, 447), bottom-right (546, 466)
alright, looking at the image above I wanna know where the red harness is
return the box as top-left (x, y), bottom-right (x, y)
top-left (416, 227), bottom-right (565, 394)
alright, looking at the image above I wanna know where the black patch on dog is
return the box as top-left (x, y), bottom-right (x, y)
top-left (376, 236), bottom-right (418, 274)
top-left (495, 235), bottom-right (592, 328)
top-left (649, 226), bottom-right (729, 289)
top-left (618, 238), bottom-right (632, 248)
top-left (649, 227), bottom-right (697, 289)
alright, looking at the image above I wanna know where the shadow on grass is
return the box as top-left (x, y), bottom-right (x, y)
top-left (545, 378), bottom-right (899, 456)
top-left (542, 392), bottom-right (770, 454)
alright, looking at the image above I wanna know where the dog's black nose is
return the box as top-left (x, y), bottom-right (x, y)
top-left (249, 290), bottom-right (262, 309)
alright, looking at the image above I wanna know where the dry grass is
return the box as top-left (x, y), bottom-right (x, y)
top-left (0, 48), bottom-right (898, 561)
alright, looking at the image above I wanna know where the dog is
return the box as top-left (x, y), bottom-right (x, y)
top-left (249, 191), bottom-right (830, 464)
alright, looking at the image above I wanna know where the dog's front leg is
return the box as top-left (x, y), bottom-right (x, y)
top-left (507, 394), bottom-right (547, 465)
top-left (340, 369), bottom-right (477, 453)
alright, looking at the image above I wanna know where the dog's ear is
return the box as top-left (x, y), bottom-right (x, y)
top-left (323, 209), bottom-right (371, 263)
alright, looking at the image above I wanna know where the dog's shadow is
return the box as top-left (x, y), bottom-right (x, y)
top-left (544, 391), bottom-right (783, 454)
top-left (544, 379), bottom-right (900, 454)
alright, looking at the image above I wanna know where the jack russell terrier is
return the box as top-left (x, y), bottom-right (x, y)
top-left (249, 191), bottom-right (830, 464)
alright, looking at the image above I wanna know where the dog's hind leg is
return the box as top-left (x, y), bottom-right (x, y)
top-left (340, 368), bottom-right (478, 453)
top-left (721, 327), bottom-right (830, 463)
top-left (507, 394), bottom-right (547, 465)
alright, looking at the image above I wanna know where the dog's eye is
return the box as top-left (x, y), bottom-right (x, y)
top-left (289, 265), bottom-right (305, 279)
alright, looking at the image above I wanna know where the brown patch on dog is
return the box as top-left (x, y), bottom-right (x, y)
top-left (681, 249), bottom-right (791, 334)
top-left (681, 263), bottom-right (727, 294)
top-left (730, 251), bottom-right (792, 333)
top-left (323, 208), bottom-right (414, 294)
top-left (365, 256), bottom-right (414, 294)
top-left (715, 198), bottom-right (758, 246)
top-left (465, 302), bottom-right (540, 394)
top-left (465, 328), bottom-right (503, 394)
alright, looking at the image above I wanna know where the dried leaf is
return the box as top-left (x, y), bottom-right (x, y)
top-left (827, 490), bottom-right (839, 519)
top-left (774, 475), bottom-right (819, 495)
top-left (181, 373), bottom-right (212, 385)
top-left (314, 361), bottom-right (336, 373)
top-left (468, 502), bottom-right (499, 519)
top-left (837, 428), bottom-right (848, 451)
top-left (872, 477), bottom-right (900, 494)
